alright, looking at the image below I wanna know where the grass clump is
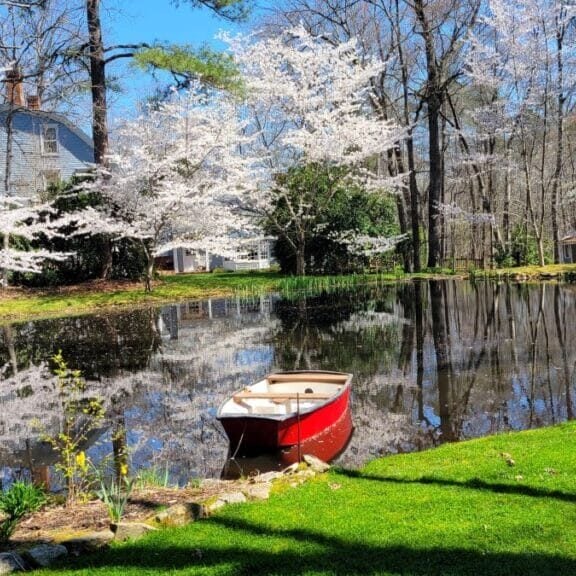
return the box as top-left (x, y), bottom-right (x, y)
top-left (0, 481), bottom-right (47, 545)
top-left (40, 422), bottom-right (576, 575)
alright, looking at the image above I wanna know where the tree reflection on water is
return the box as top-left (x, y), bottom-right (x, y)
top-left (1, 281), bottom-right (574, 486)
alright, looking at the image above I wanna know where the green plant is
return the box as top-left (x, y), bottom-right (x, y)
top-left (136, 464), bottom-right (172, 489)
top-left (0, 482), bottom-right (47, 544)
top-left (38, 352), bottom-right (105, 506)
top-left (95, 473), bottom-right (136, 524)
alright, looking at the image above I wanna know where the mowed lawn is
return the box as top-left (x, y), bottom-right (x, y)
top-left (41, 422), bottom-right (576, 575)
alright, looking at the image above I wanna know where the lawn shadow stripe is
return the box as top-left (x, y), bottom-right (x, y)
top-left (48, 517), bottom-right (576, 576)
top-left (335, 468), bottom-right (576, 503)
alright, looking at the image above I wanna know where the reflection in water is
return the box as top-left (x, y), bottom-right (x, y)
top-left (1, 282), bottom-right (575, 485)
top-left (222, 408), bottom-right (354, 479)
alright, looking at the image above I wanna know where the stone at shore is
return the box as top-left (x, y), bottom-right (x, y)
top-left (24, 544), bottom-right (68, 568)
top-left (303, 454), bottom-right (331, 473)
top-left (207, 491), bottom-right (247, 513)
top-left (243, 483), bottom-right (272, 501)
top-left (111, 522), bottom-right (158, 542)
top-left (253, 471), bottom-right (282, 483)
top-left (153, 503), bottom-right (207, 527)
top-left (282, 463), bottom-right (300, 475)
top-left (58, 530), bottom-right (115, 555)
top-left (0, 552), bottom-right (27, 574)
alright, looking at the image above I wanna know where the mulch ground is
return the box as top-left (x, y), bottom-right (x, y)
top-left (10, 483), bottom-right (232, 546)
top-left (0, 279), bottom-right (145, 301)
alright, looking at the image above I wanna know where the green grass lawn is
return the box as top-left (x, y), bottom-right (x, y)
top-left (41, 422), bottom-right (576, 575)
top-left (1, 264), bottom-right (575, 324)
top-left (0, 271), bottom-right (283, 323)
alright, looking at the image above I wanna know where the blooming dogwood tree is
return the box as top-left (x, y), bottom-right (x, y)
top-left (0, 197), bottom-right (99, 285)
top-left (224, 26), bottom-right (406, 275)
top-left (92, 87), bottom-right (254, 291)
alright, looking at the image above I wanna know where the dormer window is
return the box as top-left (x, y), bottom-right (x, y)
top-left (42, 125), bottom-right (58, 155)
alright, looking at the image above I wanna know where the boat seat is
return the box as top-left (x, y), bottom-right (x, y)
top-left (233, 391), bottom-right (333, 402)
top-left (268, 374), bottom-right (347, 383)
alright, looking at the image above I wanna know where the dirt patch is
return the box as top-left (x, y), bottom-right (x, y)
top-left (0, 279), bottom-right (146, 301)
top-left (10, 483), bottom-right (233, 546)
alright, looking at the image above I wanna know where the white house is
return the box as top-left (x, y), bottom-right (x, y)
top-left (172, 238), bottom-right (275, 273)
top-left (560, 233), bottom-right (576, 264)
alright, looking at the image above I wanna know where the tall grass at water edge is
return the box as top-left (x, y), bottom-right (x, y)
top-left (234, 271), bottom-right (406, 300)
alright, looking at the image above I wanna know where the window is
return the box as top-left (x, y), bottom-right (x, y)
top-left (246, 247), bottom-right (258, 261)
top-left (42, 170), bottom-right (61, 190)
top-left (42, 125), bottom-right (58, 155)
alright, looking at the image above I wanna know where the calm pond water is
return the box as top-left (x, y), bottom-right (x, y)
top-left (1, 280), bottom-right (575, 486)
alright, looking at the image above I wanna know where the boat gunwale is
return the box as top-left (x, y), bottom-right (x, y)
top-left (216, 370), bottom-right (352, 423)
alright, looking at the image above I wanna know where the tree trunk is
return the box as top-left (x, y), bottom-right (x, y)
top-left (112, 413), bottom-right (129, 482)
top-left (391, 0), bottom-right (421, 272)
top-left (86, 0), bottom-right (108, 166)
top-left (503, 145), bottom-right (512, 256)
top-left (142, 241), bottom-right (154, 292)
top-left (388, 147), bottom-right (411, 272)
top-left (426, 92), bottom-right (443, 269)
top-left (87, 0), bottom-right (113, 278)
top-left (407, 135), bottom-right (421, 272)
top-left (295, 243), bottom-right (306, 276)
top-left (551, 19), bottom-right (565, 263)
top-left (413, 0), bottom-right (443, 269)
top-left (1, 111), bottom-right (14, 287)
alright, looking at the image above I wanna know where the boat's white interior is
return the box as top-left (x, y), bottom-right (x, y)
top-left (221, 373), bottom-right (348, 417)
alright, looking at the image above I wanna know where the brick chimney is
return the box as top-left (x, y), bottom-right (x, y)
top-left (5, 67), bottom-right (24, 107)
top-left (27, 95), bottom-right (41, 110)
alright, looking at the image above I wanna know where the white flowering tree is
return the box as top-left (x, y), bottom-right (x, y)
top-left (0, 197), bottom-right (100, 285)
top-left (225, 26), bottom-right (406, 275)
top-left (92, 87), bottom-right (254, 291)
top-left (465, 0), bottom-right (576, 265)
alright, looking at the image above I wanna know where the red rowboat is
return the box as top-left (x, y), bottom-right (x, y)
top-left (221, 407), bottom-right (354, 479)
top-left (217, 370), bottom-right (352, 453)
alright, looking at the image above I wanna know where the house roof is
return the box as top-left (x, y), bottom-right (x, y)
top-left (560, 232), bottom-right (576, 245)
top-left (0, 104), bottom-right (94, 150)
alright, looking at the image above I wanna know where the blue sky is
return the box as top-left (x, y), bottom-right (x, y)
top-left (102, 0), bottom-right (258, 118)
top-left (105, 1), bottom-right (242, 49)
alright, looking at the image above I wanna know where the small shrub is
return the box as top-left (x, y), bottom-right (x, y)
top-left (0, 482), bottom-right (47, 544)
top-left (95, 474), bottom-right (135, 524)
top-left (38, 352), bottom-right (105, 506)
top-left (136, 465), bottom-right (172, 489)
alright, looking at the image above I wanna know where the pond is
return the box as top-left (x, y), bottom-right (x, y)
top-left (1, 280), bottom-right (575, 487)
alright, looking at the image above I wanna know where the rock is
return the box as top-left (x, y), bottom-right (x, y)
top-left (59, 531), bottom-right (114, 555)
top-left (206, 499), bottom-right (226, 513)
top-left (243, 483), bottom-right (271, 501)
top-left (25, 544), bottom-right (68, 568)
top-left (0, 553), bottom-right (27, 574)
top-left (219, 492), bottom-right (247, 505)
top-left (303, 454), bottom-right (331, 473)
top-left (207, 491), bottom-right (247, 514)
top-left (252, 471), bottom-right (282, 483)
top-left (111, 522), bottom-right (158, 542)
top-left (153, 503), bottom-right (206, 527)
top-left (282, 463), bottom-right (300, 475)
top-left (199, 479), bottom-right (230, 490)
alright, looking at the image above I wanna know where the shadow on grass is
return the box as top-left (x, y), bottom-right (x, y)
top-left (52, 515), bottom-right (576, 576)
top-left (334, 468), bottom-right (576, 504)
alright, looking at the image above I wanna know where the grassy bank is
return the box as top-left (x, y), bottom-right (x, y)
top-left (1, 264), bottom-right (575, 324)
top-left (0, 271), bottom-right (283, 323)
top-left (0, 270), bottom-right (415, 323)
top-left (471, 262), bottom-right (576, 281)
top-left (42, 422), bottom-right (576, 575)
